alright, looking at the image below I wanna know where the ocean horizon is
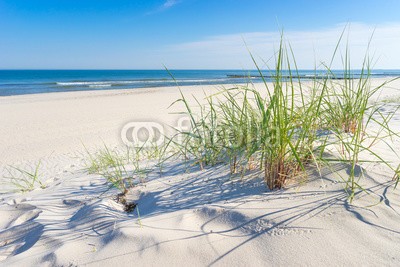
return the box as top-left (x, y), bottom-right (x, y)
top-left (1, 69), bottom-right (400, 96)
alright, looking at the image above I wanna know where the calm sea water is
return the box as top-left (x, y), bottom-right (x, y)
top-left (0, 69), bottom-right (399, 96)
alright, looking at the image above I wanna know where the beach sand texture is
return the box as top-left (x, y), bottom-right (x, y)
top-left (1, 79), bottom-right (400, 266)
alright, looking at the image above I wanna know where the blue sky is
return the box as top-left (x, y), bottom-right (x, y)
top-left (1, 0), bottom-right (400, 69)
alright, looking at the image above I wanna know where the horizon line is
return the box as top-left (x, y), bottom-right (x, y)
top-left (1, 68), bottom-right (400, 71)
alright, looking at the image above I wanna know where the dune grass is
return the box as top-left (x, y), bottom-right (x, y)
top-left (83, 143), bottom-right (165, 197)
top-left (74, 31), bottom-right (400, 204)
top-left (321, 36), bottom-right (400, 200)
top-left (84, 145), bottom-right (131, 196)
top-left (6, 161), bottom-right (46, 192)
top-left (169, 37), bottom-right (328, 189)
top-left (169, 33), bottom-right (400, 200)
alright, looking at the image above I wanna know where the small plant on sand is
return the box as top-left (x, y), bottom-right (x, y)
top-left (88, 146), bottom-right (131, 191)
top-left (84, 145), bottom-right (134, 207)
top-left (6, 161), bottom-right (46, 192)
top-left (84, 144), bottom-right (159, 212)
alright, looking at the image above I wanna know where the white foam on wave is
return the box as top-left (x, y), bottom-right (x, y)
top-left (56, 81), bottom-right (142, 86)
top-left (88, 84), bottom-right (112, 88)
top-left (56, 78), bottom-right (231, 87)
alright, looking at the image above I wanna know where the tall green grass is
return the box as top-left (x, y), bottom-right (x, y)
top-left (321, 35), bottom-right (400, 200)
top-left (170, 38), bottom-right (326, 189)
top-left (78, 30), bottom-right (399, 204)
top-left (169, 33), bottom-right (400, 199)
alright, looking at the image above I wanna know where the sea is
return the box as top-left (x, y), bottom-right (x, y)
top-left (0, 69), bottom-right (399, 96)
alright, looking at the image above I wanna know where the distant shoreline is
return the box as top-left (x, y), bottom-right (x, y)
top-left (227, 73), bottom-right (400, 80)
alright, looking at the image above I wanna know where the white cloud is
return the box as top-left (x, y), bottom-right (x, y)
top-left (163, 0), bottom-right (179, 9)
top-left (146, 0), bottom-right (181, 15)
top-left (161, 23), bottom-right (400, 69)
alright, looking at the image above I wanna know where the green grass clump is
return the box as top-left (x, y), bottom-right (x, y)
top-left (6, 161), bottom-right (46, 192)
top-left (320, 34), bottom-right (400, 200)
top-left (84, 143), bottom-right (164, 197)
top-left (85, 145), bottom-right (131, 194)
top-left (77, 29), bottom-right (399, 203)
top-left (170, 37), bottom-right (327, 189)
top-left (169, 32), bottom-right (400, 199)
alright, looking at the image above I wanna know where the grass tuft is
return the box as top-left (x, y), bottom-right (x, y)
top-left (6, 161), bottom-right (46, 192)
top-left (168, 31), bottom-right (400, 200)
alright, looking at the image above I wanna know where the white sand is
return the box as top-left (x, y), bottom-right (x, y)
top-left (1, 79), bottom-right (400, 266)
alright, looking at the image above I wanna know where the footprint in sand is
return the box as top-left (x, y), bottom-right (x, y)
top-left (243, 219), bottom-right (313, 236)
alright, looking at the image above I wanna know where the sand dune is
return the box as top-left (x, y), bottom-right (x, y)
top-left (1, 80), bottom-right (400, 266)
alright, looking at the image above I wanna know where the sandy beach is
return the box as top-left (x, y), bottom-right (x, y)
top-left (1, 79), bottom-right (400, 266)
